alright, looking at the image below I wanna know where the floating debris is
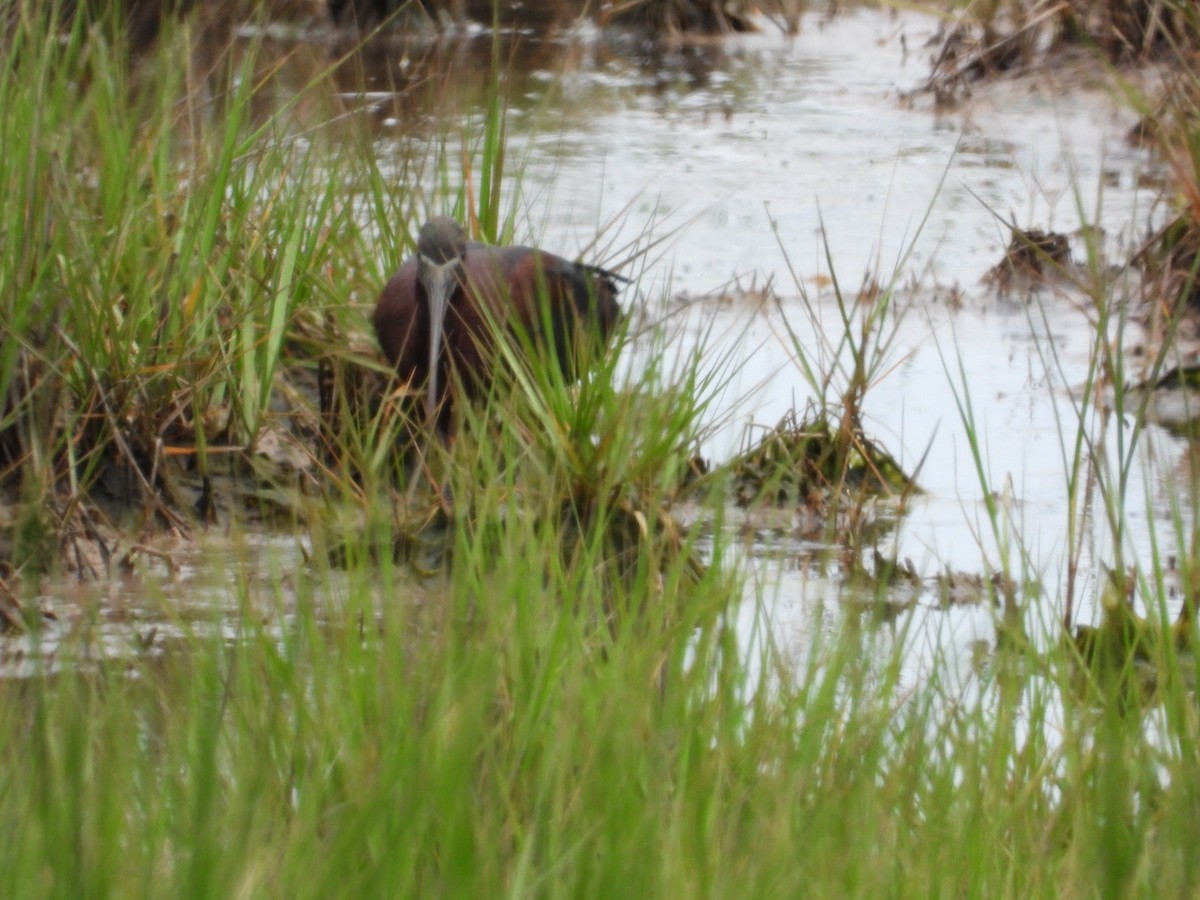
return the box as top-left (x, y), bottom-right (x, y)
top-left (1133, 213), bottom-right (1200, 319)
top-left (933, 568), bottom-right (1016, 609)
top-left (730, 408), bottom-right (918, 509)
top-left (1068, 566), bottom-right (1197, 705)
top-left (983, 227), bottom-right (1073, 295)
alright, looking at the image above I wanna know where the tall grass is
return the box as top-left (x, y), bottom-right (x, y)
top-left (8, 535), bottom-right (1200, 896)
top-left (0, 4), bottom-right (395, 558)
top-left (5, 2), bottom-right (1200, 898)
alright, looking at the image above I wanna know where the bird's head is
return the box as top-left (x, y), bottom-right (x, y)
top-left (416, 217), bottom-right (467, 425)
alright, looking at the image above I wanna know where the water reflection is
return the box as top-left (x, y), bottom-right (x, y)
top-left (17, 5), bottom-right (1183, 679)
top-left (226, 19), bottom-right (747, 138)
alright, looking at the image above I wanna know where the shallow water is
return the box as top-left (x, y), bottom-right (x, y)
top-left (316, 5), bottom-right (1182, 674)
top-left (412, 9), bottom-right (1176, 658)
top-left (6, 7), bottom-right (1187, 677)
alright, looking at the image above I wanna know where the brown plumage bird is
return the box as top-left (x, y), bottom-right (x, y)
top-left (373, 217), bottom-right (623, 434)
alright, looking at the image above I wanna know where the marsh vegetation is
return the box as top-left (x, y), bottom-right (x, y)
top-left (3, 0), bottom-right (1200, 895)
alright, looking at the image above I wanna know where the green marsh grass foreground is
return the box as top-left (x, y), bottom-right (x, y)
top-left (5, 3), bottom-right (1200, 897)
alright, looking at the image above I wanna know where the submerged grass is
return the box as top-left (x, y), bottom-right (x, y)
top-left (6, 2), bottom-right (1200, 897)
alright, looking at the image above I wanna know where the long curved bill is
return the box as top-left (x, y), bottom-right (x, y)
top-left (422, 262), bottom-right (456, 424)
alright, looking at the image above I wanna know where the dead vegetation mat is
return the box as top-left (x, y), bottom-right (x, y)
top-left (916, 0), bottom-right (1199, 106)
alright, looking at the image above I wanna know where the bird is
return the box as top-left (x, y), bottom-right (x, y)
top-left (373, 217), bottom-right (623, 436)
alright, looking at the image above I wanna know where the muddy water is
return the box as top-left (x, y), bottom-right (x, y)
top-left (7, 8), bottom-right (1181, 676)
top-left (400, 9), bottom-right (1170, 667)
top-left (0, 534), bottom-right (311, 678)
